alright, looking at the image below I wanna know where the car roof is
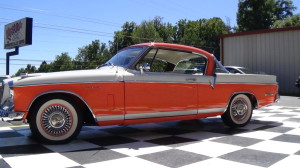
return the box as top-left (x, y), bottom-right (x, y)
top-left (129, 42), bottom-right (213, 57)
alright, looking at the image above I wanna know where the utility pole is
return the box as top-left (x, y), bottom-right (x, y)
top-left (6, 47), bottom-right (19, 75)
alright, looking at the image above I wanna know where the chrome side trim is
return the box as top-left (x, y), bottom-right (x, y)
top-left (96, 108), bottom-right (225, 122)
top-left (125, 110), bottom-right (197, 120)
top-left (27, 90), bottom-right (96, 120)
top-left (15, 81), bottom-right (123, 87)
top-left (198, 108), bottom-right (225, 114)
top-left (96, 115), bottom-right (124, 121)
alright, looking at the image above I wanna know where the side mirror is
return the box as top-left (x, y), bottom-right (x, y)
top-left (139, 63), bottom-right (150, 73)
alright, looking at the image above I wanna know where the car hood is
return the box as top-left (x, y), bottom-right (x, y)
top-left (12, 66), bottom-right (124, 87)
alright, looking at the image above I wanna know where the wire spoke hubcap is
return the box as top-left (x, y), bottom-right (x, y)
top-left (41, 105), bottom-right (73, 136)
top-left (231, 99), bottom-right (248, 121)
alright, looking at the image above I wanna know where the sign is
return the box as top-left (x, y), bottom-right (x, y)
top-left (4, 17), bottom-right (33, 49)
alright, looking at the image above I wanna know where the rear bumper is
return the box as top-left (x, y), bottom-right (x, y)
top-left (275, 93), bottom-right (280, 103)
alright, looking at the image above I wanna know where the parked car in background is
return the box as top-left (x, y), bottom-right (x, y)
top-left (0, 75), bottom-right (10, 88)
top-left (296, 76), bottom-right (300, 88)
top-left (0, 75), bottom-right (10, 84)
top-left (0, 43), bottom-right (279, 144)
top-left (224, 66), bottom-right (254, 74)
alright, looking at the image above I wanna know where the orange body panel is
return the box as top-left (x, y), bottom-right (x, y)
top-left (124, 82), bottom-right (197, 114)
top-left (14, 82), bottom-right (125, 121)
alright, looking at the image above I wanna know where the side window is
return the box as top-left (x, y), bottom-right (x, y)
top-left (137, 49), bottom-right (207, 75)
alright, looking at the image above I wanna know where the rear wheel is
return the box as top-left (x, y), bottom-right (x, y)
top-left (29, 96), bottom-right (82, 144)
top-left (221, 94), bottom-right (253, 128)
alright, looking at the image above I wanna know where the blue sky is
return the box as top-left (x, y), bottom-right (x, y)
top-left (1, 0), bottom-right (300, 75)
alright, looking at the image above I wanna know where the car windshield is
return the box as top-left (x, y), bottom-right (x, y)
top-left (104, 46), bottom-right (147, 68)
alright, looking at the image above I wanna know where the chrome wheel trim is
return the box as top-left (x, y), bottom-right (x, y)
top-left (230, 95), bottom-right (252, 125)
top-left (41, 105), bottom-right (72, 136)
top-left (231, 98), bottom-right (248, 121)
top-left (36, 99), bottom-right (78, 141)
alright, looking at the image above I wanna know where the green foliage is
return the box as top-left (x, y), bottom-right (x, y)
top-left (75, 40), bottom-right (110, 69)
top-left (175, 17), bottom-right (230, 59)
top-left (15, 64), bottom-right (37, 76)
top-left (272, 14), bottom-right (300, 28)
top-left (37, 61), bottom-right (51, 73)
top-left (132, 20), bottom-right (163, 43)
top-left (51, 53), bottom-right (74, 72)
top-left (109, 21), bottom-right (136, 55)
top-left (237, 0), bottom-right (296, 31)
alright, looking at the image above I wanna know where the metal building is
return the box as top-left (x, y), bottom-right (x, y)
top-left (220, 26), bottom-right (300, 95)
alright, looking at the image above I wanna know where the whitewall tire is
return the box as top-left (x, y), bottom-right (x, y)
top-left (30, 97), bottom-right (82, 143)
top-left (221, 94), bottom-right (253, 127)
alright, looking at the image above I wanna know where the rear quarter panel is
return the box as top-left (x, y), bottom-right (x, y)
top-left (200, 74), bottom-right (278, 110)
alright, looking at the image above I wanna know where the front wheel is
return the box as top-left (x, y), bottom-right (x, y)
top-left (221, 94), bottom-right (253, 128)
top-left (29, 97), bottom-right (82, 144)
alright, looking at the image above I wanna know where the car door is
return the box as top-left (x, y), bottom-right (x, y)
top-left (123, 48), bottom-right (207, 120)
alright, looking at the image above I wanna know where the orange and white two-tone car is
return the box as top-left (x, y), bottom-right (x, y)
top-left (0, 43), bottom-right (279, 143)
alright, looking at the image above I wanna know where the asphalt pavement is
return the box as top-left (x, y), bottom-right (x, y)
top-left (275, 95), bottom-right (300, 107)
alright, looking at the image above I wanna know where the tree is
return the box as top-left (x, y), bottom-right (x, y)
top-left (152, 16), bottom-right (175, 43)
top-left (51, 52), bottom-right (74, 72)
top-left (75, 40), bottom-right (111, 69)
top-left (202, 17), bottom-right (230, 57)
top-left (173, 19), bottom-right (187, 43)
top-left (15, 64), bottom-right (37, 76)
top-left (37, 61), bottom-right (51, 73)
top-left (237, 0), bottom-right (296, 31)
top-left (272, 14), bottom-right (300, 28)
top-left (132, 20), bottom-right (163, 43)
top-left (109, 22), bottom-right (136, 54)
top-left (176, 18), bottom-right (230, 59)
top-left (274, 0), bottom-right (297, 20)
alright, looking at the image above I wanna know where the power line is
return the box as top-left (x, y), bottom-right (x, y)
top-left (0, 17), bottom-right (156, 42)
top-left (0, 58), bottom-right (54, 62)
top-left (0, 5), bottom-right (121, 27)
top-left (0, 63), bottom-right (41, 66)
top-left (0, 58), bottom-right (108, 64)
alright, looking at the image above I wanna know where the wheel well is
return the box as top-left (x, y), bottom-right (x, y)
top-left (26, 92), bottom-right (96, 125)
top-left (230, 93), bottom-right (258, 109)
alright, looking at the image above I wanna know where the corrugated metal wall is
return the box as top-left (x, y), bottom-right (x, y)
top-left (222, 28), bottom-right (300, 95)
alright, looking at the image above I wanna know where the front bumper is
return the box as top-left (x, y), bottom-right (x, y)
top-left (0, 102), bottom-right (24, 121)
top-left (0, 110), bottom-right (24, 121)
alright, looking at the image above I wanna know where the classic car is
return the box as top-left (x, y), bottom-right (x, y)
top-left (0, 43), bottom-right (279, 143)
